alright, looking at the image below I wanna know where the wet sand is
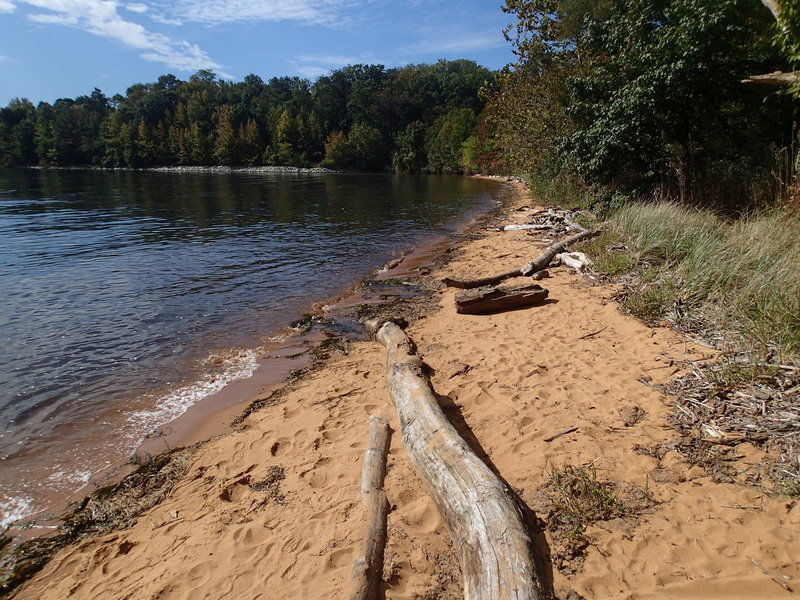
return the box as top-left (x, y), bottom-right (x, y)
top-left (12, 180), bottom-right (799, 599)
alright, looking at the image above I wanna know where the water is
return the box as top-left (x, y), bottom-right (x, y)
top-left (0, 168), bottom-right (501, 528)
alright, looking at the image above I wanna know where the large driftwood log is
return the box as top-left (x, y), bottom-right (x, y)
top-left (443, 229), bottom-right (598, 289)
top-left (742, 70), bottom-right (800, 85)
top-left (372, 321), bottom-right (544, 600)
top-left (350, 416), bottom-right (391, 600)
top-left (455, 283), bottom-right (549, 315)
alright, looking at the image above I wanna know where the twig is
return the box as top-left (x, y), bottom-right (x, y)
top-left (720, 504), bottom-right (761, 510)
top-left (748, 555), bottom-right (793, 592)
top-left (576, 326), bottom-right (608, 340)
top-left (675, 403), bottom-right (696, 421)
top-left (636, 377), bottom-right (660, 389)
top-left (544, 425), bottom-right (579, 442)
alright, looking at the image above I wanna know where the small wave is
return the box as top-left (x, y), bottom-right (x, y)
top-left (127, 348), bottom-right (260, 441)
top-left (0, 495), bottom-right (33, 530)
top-left (46, 468), bottom-right (94, 486)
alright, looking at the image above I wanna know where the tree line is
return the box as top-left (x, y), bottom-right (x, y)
top-left (0, 60), bottom-right (496, 174)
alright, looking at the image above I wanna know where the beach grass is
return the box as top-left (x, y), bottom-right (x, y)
top-left (588, 201), bottom-right (800, 358)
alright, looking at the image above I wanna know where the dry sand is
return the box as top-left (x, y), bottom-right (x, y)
top-left (14, 182), bottom-right (799, 599)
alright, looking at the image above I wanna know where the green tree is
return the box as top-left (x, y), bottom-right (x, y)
top-left (426, 108), bottom-right (477, 173)
top-left (213, 104), bottom-right (236, 164)
top-left (392, 120), bottom-right (427, 172)
top-left (135, 118), bottom-right (156, 165)
top-left (347, 122), bottom-right (388, 170)
top-left (238, 119), bottom-right (262, 165)
top-left (564, 0), bottom-right (789, 204)
top-left (320, 130), bottom-right (351, 168)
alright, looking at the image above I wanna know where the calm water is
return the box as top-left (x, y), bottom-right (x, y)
top-left (0, 168), bottom-right (501, 527)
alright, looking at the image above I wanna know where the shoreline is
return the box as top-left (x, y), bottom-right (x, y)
top-left (5, 180), bottom-right (797, 599)
top-left (0, 176), bottom-right (506, 540)
top-left (20, 165), bottom-right (336, 174)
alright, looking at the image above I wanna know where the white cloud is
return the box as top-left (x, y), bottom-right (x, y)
top-left (124, 2), bottom-right (147, 13)
top-left (0, 55), bottom-right (15, 62)
top-left (149, 13), bottom-right (181, 25)
top-left (19, 0), bottom-right (229, 75)
top-left (28, 11), bottom-right (77, 24)
top-left (0, 0), bottom-right (16, 12)
top-left (294, 52), bottom-right (380, 79)
top-left (402, 30), bottom-right (506, 56)
top-left (297, 65), bottom-right (331, 78)
top-left (153, 0), bottom-right (350, 26)
top-left (296, 54), bottom-right (370, 67)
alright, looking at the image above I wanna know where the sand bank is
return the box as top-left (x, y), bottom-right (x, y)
top-left (11, 182), bottom-right (799, 599)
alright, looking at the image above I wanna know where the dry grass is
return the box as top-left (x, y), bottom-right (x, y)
top-left (577, 199), bottom-right (800, 496)
top-left (601, 202), bottom-right (800, 358)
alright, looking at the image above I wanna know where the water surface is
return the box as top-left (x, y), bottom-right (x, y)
top-left (0, 168), bottom-right (501, 527)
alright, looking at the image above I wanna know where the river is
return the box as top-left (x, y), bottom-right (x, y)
top-left (0, 168), bottom-right (502, 528)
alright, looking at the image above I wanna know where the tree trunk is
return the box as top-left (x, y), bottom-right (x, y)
top-left (454, 283), bottom-right (549, 315)
top-left (350, 416), bottom-right (391, 600)
top-left (442, 229), bottom-right (598, 289)
top-left (371, 321), bottom-right (544, 600)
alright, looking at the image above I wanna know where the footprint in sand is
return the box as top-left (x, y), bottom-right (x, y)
top-left (326, 547), bottom-right (354, 570)
top-left (219, 476), bottom-right (251, 502)
top-left (270, 437), bottom-right (291, 456)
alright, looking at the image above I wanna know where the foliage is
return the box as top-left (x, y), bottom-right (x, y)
top-left (493, 0), bottom-right (798, 208)
top-left (426, 108), bottom-right (477, 173)
top-left (0, 60), bottom-right (494, 174)
top-left (539, 464), bottom-right (653, 572)
top-left (320, 130), bottom-right (350, 169)
top-left (773, 0), bottom-right (800, 65)
top-left (622, 279), bottom-right (678, 323)
top-left (565, 0), bottom-right (790, 205)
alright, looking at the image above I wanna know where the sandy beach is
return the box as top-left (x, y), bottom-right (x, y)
top-left (10, 181), bottom-right (799, 599)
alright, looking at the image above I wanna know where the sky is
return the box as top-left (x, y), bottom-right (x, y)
top-left (0, 0), bottom-right (517, 106)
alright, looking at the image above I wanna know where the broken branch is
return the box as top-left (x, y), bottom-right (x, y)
top-left (443, 229), bottom-right (598, 289)
top-left (350, 416), bottom-right (391, 600)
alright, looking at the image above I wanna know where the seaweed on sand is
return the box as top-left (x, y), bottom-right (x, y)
top-left (0, 446), bottom-right (195, 597)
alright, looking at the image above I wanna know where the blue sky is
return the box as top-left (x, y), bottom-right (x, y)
top-left (0, 0), bottom-right (516, 105)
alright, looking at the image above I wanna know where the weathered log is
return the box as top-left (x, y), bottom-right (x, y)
top-left (503, 223), bottom-right (553, 231)
top-left (742, 70), bottom-right (800, 85)
top-left (350, 416), bottom-right (391, 600)
top-left (442, 267), bottom-right (524, 289)
top-left (442, 229), bottom-right (598, 289)
top-left (371, 321), bottom-right (544, 600)
top-left (519, 229), bottom-right (598, 276)
top-left (454, 283), bottom-right (549, 315)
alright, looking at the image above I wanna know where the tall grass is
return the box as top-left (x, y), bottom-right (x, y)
top-left (608, 202), bottom-right (800, 357)
top-left (528, 170), bottom-right (596, 210)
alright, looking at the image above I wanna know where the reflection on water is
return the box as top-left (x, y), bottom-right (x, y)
top-left (0, 168), bottom-right (500, 527)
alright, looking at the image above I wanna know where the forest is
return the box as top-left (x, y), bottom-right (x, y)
top-left (492, 0), bottom-right (799, 209)
top-left (0, 60), bottom-right (495, 174)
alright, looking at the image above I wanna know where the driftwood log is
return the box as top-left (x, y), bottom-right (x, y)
top-left (455, 283), bottom-right (549, 315)
top-left (371, 321), bottom-right (543, 600)
top-left (349, 416), bottom-right (391, 600)
top-left (443, 229), bottom-right (598, 289)
top-left (742, 70), bottom-right (800, 85)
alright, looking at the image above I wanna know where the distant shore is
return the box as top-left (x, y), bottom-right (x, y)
top-left (23, 165), bottom-right (336, 174)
